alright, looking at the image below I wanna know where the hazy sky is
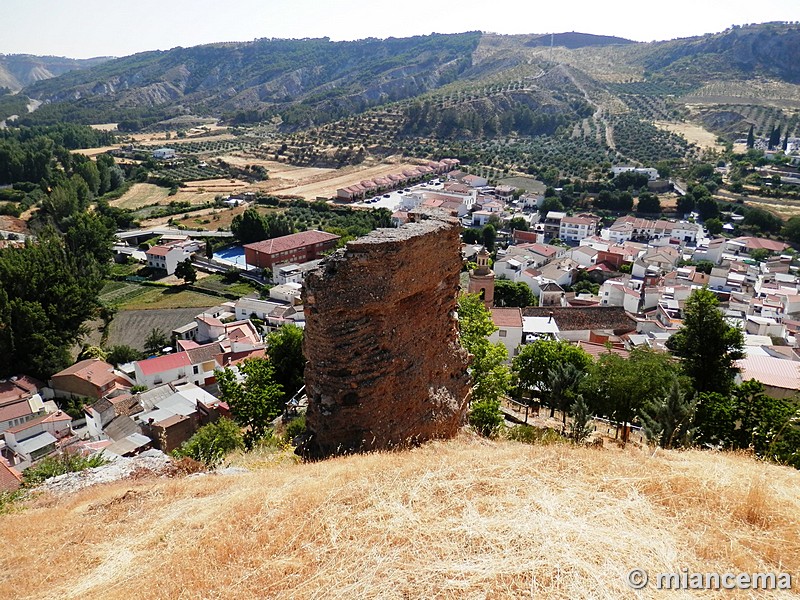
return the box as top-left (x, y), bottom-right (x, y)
top-left (2, 0), bottom-right (798, 58)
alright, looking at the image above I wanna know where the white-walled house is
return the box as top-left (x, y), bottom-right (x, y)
top-left (146, 240), bottom-right (201, 275)
top-left (611, 166), bottom-right (659, 180)
top-left (558, 215), bottom-right (600, 243)
top-left (489, 308), bottom-right (524, 358)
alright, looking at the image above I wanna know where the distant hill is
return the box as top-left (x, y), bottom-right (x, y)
top-left (10, 24), bottom-right (800, 145)
top-left (635, 22), bottom-right (800, 84)
top-left (525, 31), bottom-right (635, 49)
top-left (21, 34), bottom-right (482, 126)
top-left (0, 54), bottom-right (111, 92)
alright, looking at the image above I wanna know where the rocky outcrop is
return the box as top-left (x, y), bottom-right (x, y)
top-left (300, 215), bottom-right (470, 458)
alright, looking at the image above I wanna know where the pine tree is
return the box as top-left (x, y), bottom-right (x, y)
top-left (569, 395), bottom-right (593, 444)
top-left (665, 288), bottom-right (745, 394)
top-left (641, 378), bottom-right (696, 449)
top-left (746, 124), bottom-right (755, 149)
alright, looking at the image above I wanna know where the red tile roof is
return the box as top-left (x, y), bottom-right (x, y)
top-left (491, 308), bottom-right (523, 328)
top-left (51, 359), bottom-right (117, 389)
top-left (0, 400), bottom-right (36, 423)
top-left (0, 458), bottom-right (22, 491)
top-left (136, 352), bottom-right (192, 377)
top-left (733, 237), bottom-right (789, 253)
top-left (4, 410), bottom-right (71, 434)
top-left (0, 215), bottom-right (30, 235)
top-left (244, 231), bottom-right (340, 256)
top-left (0, 376), bottom-right (43, 404)
top-left (577, 341), bottom-right (630, 359)
top-left (146, 245), bottom-right (171, 257)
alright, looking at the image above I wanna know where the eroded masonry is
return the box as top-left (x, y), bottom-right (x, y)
top-left (300, 214), bottom-right (471, 458)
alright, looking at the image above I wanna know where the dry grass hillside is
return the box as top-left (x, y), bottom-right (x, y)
top-left (1, 436), bottom-right (799, 599)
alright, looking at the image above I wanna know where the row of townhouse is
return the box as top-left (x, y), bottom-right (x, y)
top-left (336, 159), bottom-right (459, 200)
top-left (603, 216), bottom-right (701, 245)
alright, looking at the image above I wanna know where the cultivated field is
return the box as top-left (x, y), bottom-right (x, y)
top-left (3, 436), bottom-right (798, 599)
top-left (118, 287), bottom-right (222, 311)
top-left (109, 183), bottom-right (171, 210)
top-left (238, 156), bottom-right (428, 200)
top-left (654, 121), bottom-right (724, 151)
top-left (105, 307), bottom-right (215, 351)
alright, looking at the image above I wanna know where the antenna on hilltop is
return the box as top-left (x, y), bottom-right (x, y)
top-left (550, 32), bottom-right (554, 63)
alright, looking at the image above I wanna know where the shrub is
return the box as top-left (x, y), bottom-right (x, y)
top-left (469, 398), bottom-right (503, 438)
top-left (0, 489), bottom-right (26, 515)
top-left (507, 424), bottom-right (538, 444)
top-left (23, 452), bottom-right (108, 487)
top-left (172, 418), bottom-right (244, 466)
top-left (282, 415), bottom-right (306, 444)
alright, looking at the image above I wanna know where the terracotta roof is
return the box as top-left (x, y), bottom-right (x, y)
top-left (0, 458), bottom-right (22, 491)
top-left (561, 216), bottom-right (598, 226)
top-left (185, 343), bottom-right (223, 365)
top-left (0, 376), bottom-right (43, 404)
top-left (737, 356), bottom-right (800, 390)
top-left (491, 308), bottom-right (523, 328)
top-left (733, 237), bottom-right (789, 253)
top-left (217, 348), bottom-right (267, 367)
top-left (0, 400), bottom-right (36, 423)
top-left (244, 230), bottom-right (340, 256)
top-left (146, 245), bottom-right (171, 257)
top-left (521, 306), bottom-right (636, 333)
top-left (577, 341), bottom-right (630, 359)
top-left (136, 352), bottom-right (192, 377)
top-left (51, 359), bottom-right (117, 389)
top-left (4, 410), bottom-right (71, 434)
top-left (0, 215), bottom-right (29, 235)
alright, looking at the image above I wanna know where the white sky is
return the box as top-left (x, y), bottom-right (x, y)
top-left (2, 0), bottom-right (799, 59)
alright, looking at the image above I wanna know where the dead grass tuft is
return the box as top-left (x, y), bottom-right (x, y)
top-left (1, 437), bottom-right (798, 599)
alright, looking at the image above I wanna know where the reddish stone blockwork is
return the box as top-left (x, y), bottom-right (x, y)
top-left (300, 215), bottom-right (471, 458)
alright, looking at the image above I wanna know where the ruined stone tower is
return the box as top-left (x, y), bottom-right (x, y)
top-left (468, 247), bottom-right (495, 308)
top-left (300, 215), bottom-right (471, 459)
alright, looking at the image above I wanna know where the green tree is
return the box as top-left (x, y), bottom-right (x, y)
top-left (215, 357), bottom-right (285, 448)
top-left (546, 362), bottom-right (583, 422)
top-left (481, 224), bottom-right (496, 251)
top-left (512, 339), bottom-right (591, 405)
top-left (636, 192), bottom-right (660, 214)
top-left (746, 124), bottom-right (755, 149)
top-left (494, 280), bottom-right (534, 308)
top-left (144, 328), bottom-right (169, 355)
top-left (783, 216), bottom-right (800, 244)
top-left (569, 394), bottom-right (593, 444)
top-left (694, 381), bottom-right (800, 467)
top-left (205, 239), bottom-right (214, 259)
top-left (704, 218), bottom-right (723, 235)
top-left (173, 417), bottom-right (243, 466)
top-left (0, 229), bottom-right (106, 378)
top-left (666, 288), bottom-right (744, 394)
top-left (174, 259), bottom-right (197, 284)
top-left (507, 216), bottom-right (529, 232)
top-left (106, 345), bottom-right (143, 366)
top-left (266, 324), bottom-right (305, 398)
top-left (581, 348), bottom-right (678, 444)
top-left (538, 196), bottom-right (564, 214)
top-left (749, 248), bottom-right (771, 263)
top-left (640, 377), bottom-right (696, 449)
top-left (458, 294), bottom-right (511, 414)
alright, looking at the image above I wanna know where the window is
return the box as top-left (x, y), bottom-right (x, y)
top-left (499, 330), bottom-right (507, 337)
top-left (193, 365), bottom-right (199, 375)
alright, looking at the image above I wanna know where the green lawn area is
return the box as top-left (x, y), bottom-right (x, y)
top-left (195, 274), bottom-right (259, 297)
top-left (120, 287), bottom-right (222, 310)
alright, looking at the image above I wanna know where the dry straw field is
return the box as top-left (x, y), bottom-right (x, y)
top-left (2, 436), bottom-right (799, 599)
